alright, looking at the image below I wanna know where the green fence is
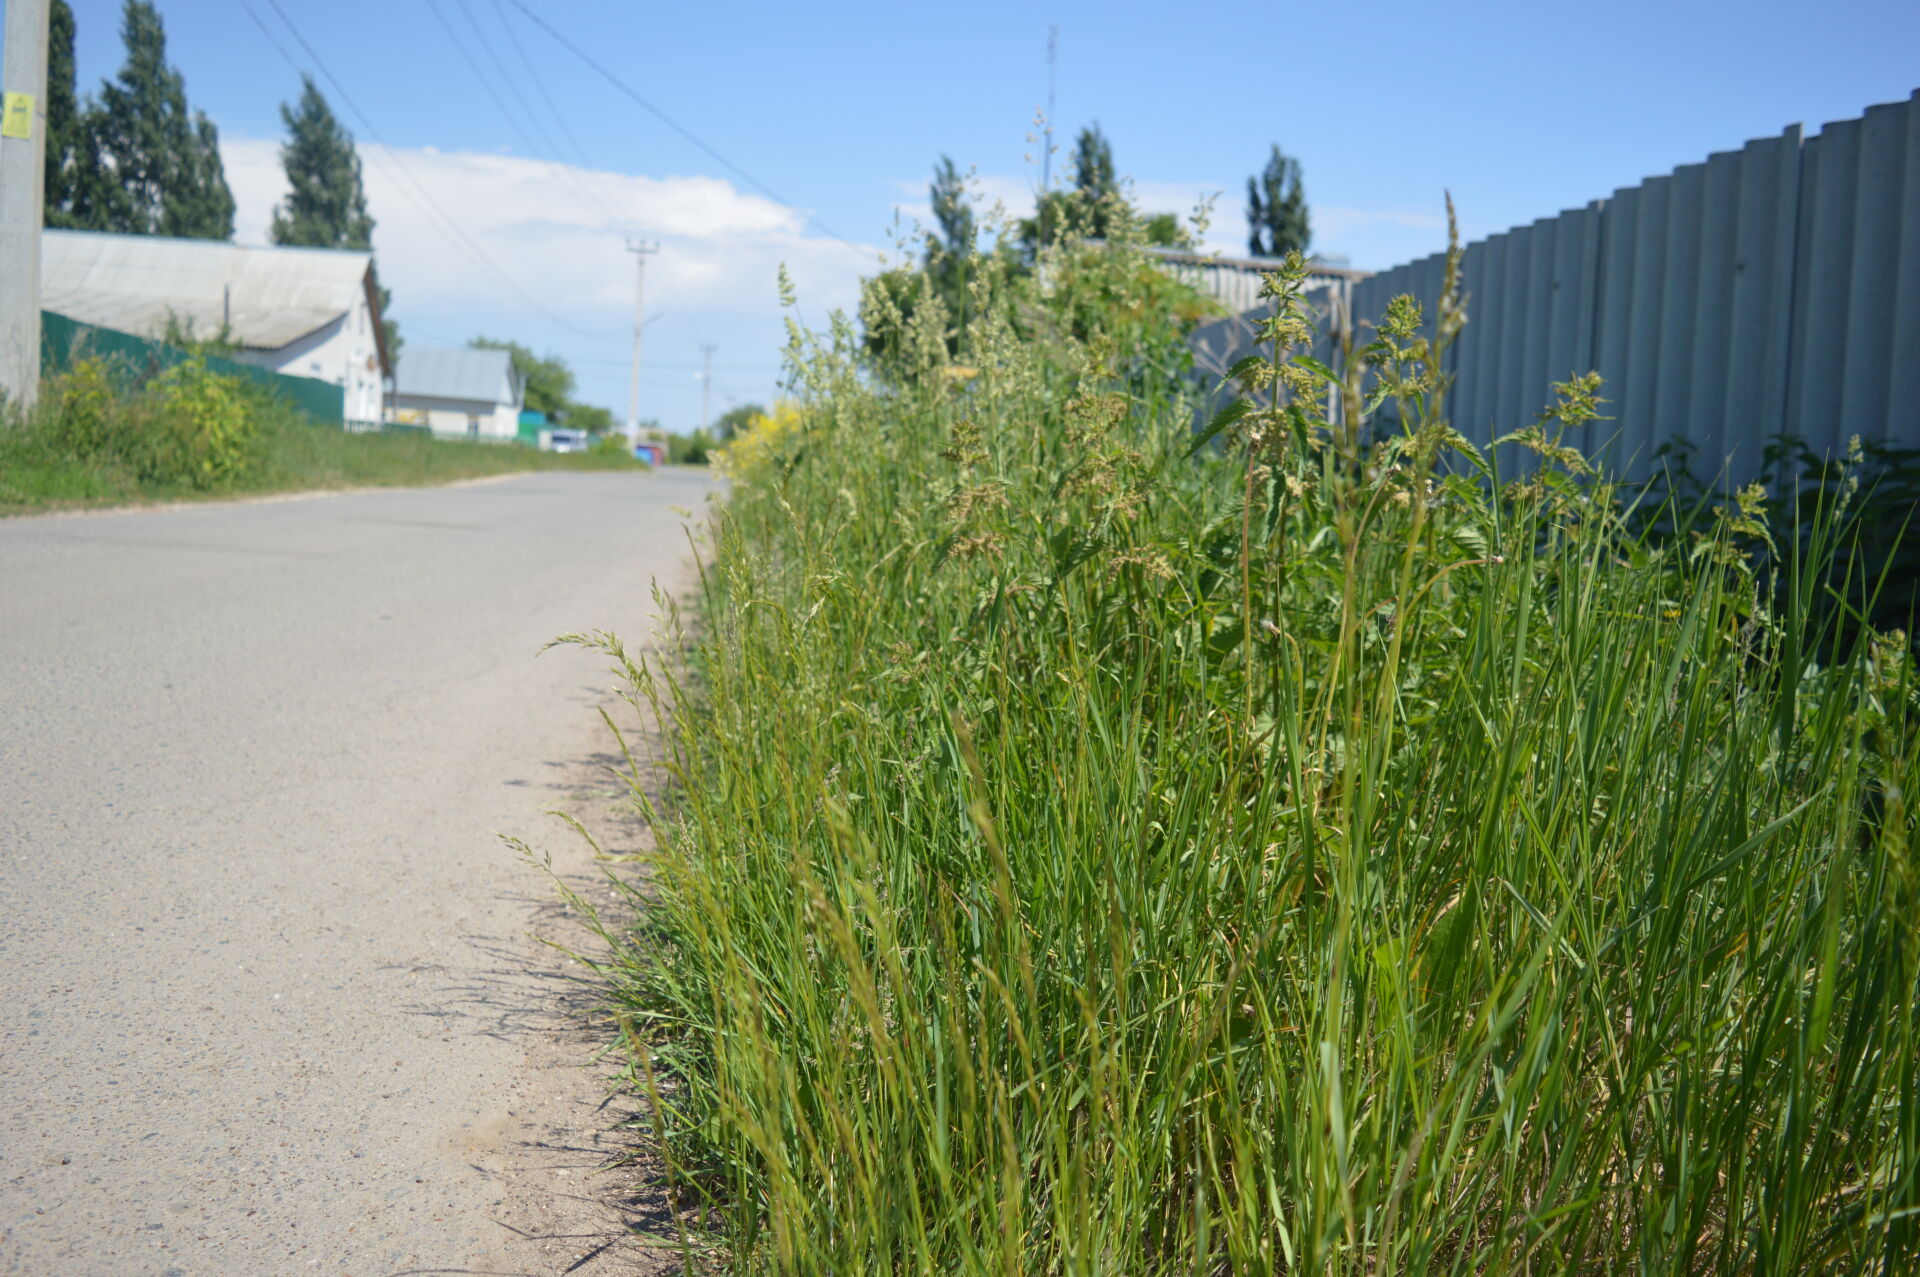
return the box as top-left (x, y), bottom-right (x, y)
top-left (40, 311), bottom-right (347, 425)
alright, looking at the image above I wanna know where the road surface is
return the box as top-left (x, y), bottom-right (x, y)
top-left (0, 471), bottom-right (712, 1274)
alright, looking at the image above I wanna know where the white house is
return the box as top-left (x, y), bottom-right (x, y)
top-left (39, 229), bottom-right (390, 422)
top-left (389, 345), bottom-right (523, 440)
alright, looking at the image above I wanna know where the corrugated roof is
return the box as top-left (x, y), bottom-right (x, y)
top-left (393, 345), bottom-right (520, 406)
top-left (41, 229), bottom-right (373, 351)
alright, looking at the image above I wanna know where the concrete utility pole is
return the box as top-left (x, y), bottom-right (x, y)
top-left (698, 343), bottom-right (715, 434)
top-left (1, 0), bottom-right (50, 410)
top-left (623, 238), bottom-right (658, 440)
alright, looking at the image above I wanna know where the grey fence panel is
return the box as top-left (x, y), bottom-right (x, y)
top-left (1840, 98), bottom-right (1909, 446)
top-left (1623, 175), bottom-right (1671, 477)
top-left (1789, 115), bottom-right (1859, 465)
top-left (1689, 150), bottom-right (1740, 477)
top-left (1295, 91), bottom-right (1918, 488)
top-left (1892, 95), bottom-right (1920, 435)
top-left (1591, 183), bottom-right (1637, 475)
top-left (1725, 128), bottom-right (1801, 464)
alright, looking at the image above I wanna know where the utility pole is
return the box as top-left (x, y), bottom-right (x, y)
top-left (1, 0), bottom-right (50, 410)
top-left (623, 238), bottom-right (658, 441)
top-left (698, 343), bottom-right (715, 434)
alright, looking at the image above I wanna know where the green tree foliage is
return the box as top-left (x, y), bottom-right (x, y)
top-left (42, 0), bottom-right (81, 225)
top-left (1141, 211), bottom-right (1191, 248)
top-left (1246, 142), bottom-right (1310, 258)
top-left (1017, 124), bottom-right (1125, 250)
top-left (926, 155), bottom-right (975, 336)
top-left (270, 76), bottom-right (373, 251)
top-left (1071, 123), bottom-right (1119, 239)
top-left (928, 155), bottom-right (974, 260)
top-left (73, 1), bottom-right (234, 239)
top-left (563, 402), bottom-right (614, 435)
top-left (714, 402), bottom-right (765, 441)
top-left (269, 75), bottom-right (398, 357)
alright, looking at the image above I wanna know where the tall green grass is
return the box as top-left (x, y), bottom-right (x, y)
top-left (571, 216), bottom-right (1918, 1273)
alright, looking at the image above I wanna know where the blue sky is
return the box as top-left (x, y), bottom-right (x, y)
top-left (24, 0), bottom-right (1920, 431)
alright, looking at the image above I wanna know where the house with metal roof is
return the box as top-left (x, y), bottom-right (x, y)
top-left (389, 345), bottom-right (524, 440)
top-left (40, 229), bottom-right (390, 423)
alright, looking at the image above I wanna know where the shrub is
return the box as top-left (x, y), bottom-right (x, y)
top-left (42, 356), bottom-right (121, 459)
top-left (147, 356), bottom-right (255, 487)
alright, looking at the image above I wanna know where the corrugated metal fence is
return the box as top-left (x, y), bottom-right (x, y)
top-left (40, 310), bottom-right (346, 425)
top-left (1347, 89), bottom-right (1919, 484)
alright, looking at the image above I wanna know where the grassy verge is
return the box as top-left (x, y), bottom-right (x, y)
top-left (0, 355), bottom-right (643, 517)
top-left (571, 220), bottom-right (1918, 1272)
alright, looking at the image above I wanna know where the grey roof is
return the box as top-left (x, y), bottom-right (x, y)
top-left (393, 345), bottom-right (521, 407)
top-left (41, 229), bottom-right (375, 351)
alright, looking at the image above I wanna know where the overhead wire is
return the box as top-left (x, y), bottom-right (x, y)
top-left (502, 0), bottom-right (877, 265)
top-left (429, 0), bottom-right (632, 231)
top-left (481, 0), bottom-right (639, 227)
top-left (242, 0), bottom-right (607, 340)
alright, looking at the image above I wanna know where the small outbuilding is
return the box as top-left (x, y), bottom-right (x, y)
top-left (40, 229), bottom-right (390, 422)
top-left (389, 345), bottom-right (523, 440)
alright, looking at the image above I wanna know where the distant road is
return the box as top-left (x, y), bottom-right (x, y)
top-left (0, 471), bottom-right (712, 1274)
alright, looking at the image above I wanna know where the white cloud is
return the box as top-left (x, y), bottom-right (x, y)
top-left (222, 136), bottom-right (881, 324)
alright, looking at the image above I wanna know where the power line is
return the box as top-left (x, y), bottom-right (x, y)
top-left (482, 0), bottom-right (637, 226)
top-left (428, 0), bottom-right (631, 231)
top-left (242, 0), bottom-right (607, 340)
top-left (502, 0), bottom-right (876, 264)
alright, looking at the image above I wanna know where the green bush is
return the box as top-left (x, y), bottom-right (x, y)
top-left (590, 431), bottom-right (635, 460)
top-left (564, 219), bottom-right (1920, 1273)
top-left (148, 355), bottom-right (255, 487)
top-left (42, 356), bottom-right (120, 459)
top-left (668, 428), bottom-right (715, 465)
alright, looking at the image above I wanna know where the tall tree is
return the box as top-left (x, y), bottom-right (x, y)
top-left (1071, 123), bottom-right (1118, 238)
top-left (271, 74), bottom-right (397, 354)
top-left (928, 155), bottom-right (974, 262)
top-left (88, 0), bottom-right (234, 239)
top-left (925, 155), bottom-right (974, 338)
top-left (43, 0), bottom-right (80, 225)
top-left (270, 76), bottom-right (373, 250)
top-left (1246, 143), bottom-right (1310, 259)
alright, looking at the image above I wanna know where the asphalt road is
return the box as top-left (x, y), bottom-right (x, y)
top-left (0, 471), bottom-right (713, 1274)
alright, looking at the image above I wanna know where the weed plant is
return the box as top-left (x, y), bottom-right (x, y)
top-left (571, 209), bottom-right (1919, 1273)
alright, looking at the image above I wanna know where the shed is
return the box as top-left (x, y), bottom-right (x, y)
top-left (40, 229), bottom-right (390, 423)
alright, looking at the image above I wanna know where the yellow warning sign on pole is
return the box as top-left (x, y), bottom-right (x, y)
top-left (1, 93), bottom-right (33, 140)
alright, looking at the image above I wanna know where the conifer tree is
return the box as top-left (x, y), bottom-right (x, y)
top-left (270, 76), bottom-right (373, 250)
top-left (925, 155), bottom-right (974, 335)
top-left (43, 0), bottom-right (80, 225)
top-left (1246, 143), bottom-right (1310, 259)
top-left (270, 75), bottom-right (399, 356)
top-left (1071, 123), bottom-right (1118, 238)
top-left (88, 0), bottom-right (234, 239)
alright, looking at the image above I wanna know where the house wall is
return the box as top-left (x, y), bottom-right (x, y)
top-left (390, 392), bottom-right (520, 440)
top-left (231, 293), bottom-right (384, 423)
